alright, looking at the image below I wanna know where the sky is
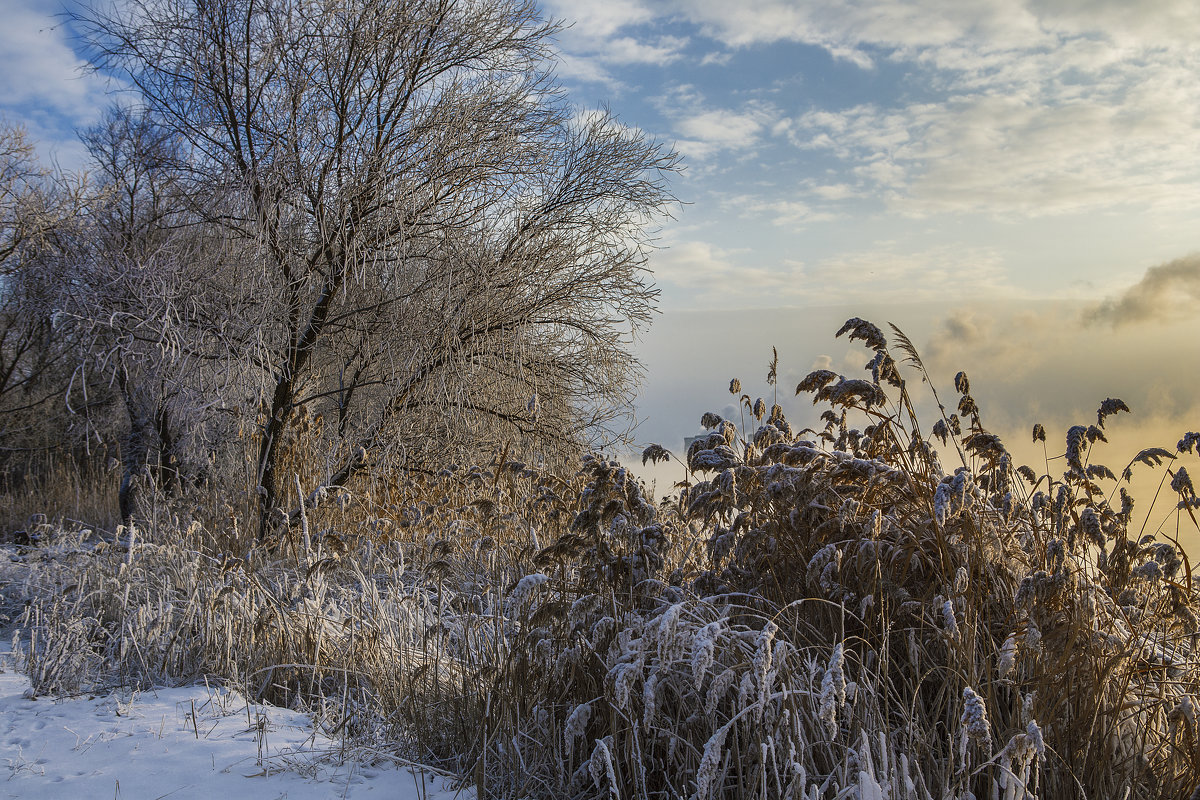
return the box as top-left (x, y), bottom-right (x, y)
top-left (1, 0), bottom-right (1198, 541)
top-left (531, 7), bottom-right (1199, 461)
top-left (533, 0), bottom-right (1200, 545)
top-left (537, 0), bottom-right (1200, 309)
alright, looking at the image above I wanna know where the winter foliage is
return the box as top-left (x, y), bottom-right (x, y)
top-left (3, 316), bottom-right (1200, 799)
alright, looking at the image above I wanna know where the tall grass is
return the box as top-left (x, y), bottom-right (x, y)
top-left (3, 317), bottom-right (1199, 799)
top-left (0, 450), bottom-right (119, 537)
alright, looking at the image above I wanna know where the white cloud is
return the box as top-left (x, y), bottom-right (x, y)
top-left (667, 0), bottom-right (1200, 65)
top-left (654, 86), bottom-right (783, 163)
top-left (810, 354), bottom-right (834, 371)
top-left (809, 183), bottom-right (857, 201)
top-left (723, 194), bottom-right (839, 227)
top-left (587, 0), bottom-right (1200, 218)
top-left (805, 244), bottom-right (1011, 302)
top-left (605, 35), bottom-right (689, 67)
top-left (669, 0), bottom-right (1044, 56)
top-left (648, 237), bottom-right (813, 307)
top-left (542, 0), bottom-right (655, 38)
top-left (0, 7), bottom-right (92, 116)
top-left (553, 52), bottom-right (622, 88)
top-left (676, 109), bottom-right (765, 149)
top-left (651, 239), bottom-right (764, 287)
top-left (0, 1), bottom-right (112, 166)
top-left (1036, 0), bottom-right (1200, 47)
top-left (699, 50), bottom-right (733, 67)
top-left (782, 52), bottom-right (1200, 218)
top-left (648, 234), bottom-right (1014, 308)
top-left (541, 0), bottom-right (687, 89)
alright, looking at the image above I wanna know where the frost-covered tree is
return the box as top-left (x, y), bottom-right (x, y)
top-left (0, 122), bottom-right (87, 457)
top-left (75, 0), bottom-right (678, 538)
top-left (75, 106), bottom-right (259, 524)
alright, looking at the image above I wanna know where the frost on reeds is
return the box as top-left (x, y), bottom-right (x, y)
top-left (5, 317), bottom-right (1200, 799)
top-left (959, 686), bottom-right (992, 763)
top-left (817, 642), bottom-right (846, 738)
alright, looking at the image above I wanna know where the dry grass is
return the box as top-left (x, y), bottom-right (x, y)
top-left (0, 453), bottom-right (119, 539)
top-left (3, 317), bottom-right (1199, 799)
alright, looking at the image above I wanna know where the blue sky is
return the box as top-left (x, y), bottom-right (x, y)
top-left (536, 0), bottom-right (1200, 310)
top-left (6, 0), bottom-right (1200, 311)
top-left (2, 0), bottom-right (1199, 535)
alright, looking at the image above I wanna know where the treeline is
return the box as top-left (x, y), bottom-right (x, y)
top-left (0, 0), bottom-right (678, 538)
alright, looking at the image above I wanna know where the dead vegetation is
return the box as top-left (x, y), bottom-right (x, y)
top-left (4, 318), bottom-right (1199, 799)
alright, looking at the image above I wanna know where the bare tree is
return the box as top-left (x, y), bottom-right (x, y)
top-left (74, 106), bottom-right (272, 525)
top-left (76, 0), bottom-right (679, 538)
top-left (75, 107), bottom-right (196, 522)
top-left (0, 123), bottom-right (87, 455)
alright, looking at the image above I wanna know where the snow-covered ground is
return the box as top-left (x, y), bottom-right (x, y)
top-left (0, 646), bottom-right (472, 800)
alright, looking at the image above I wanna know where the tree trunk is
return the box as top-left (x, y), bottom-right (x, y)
top-left (256, 375), bottom-right (293, 540)
top-left (118, 383), bottom-right (153, 528)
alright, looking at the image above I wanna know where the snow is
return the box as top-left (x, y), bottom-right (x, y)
top-left (0, 646), bottom-right (472, 800)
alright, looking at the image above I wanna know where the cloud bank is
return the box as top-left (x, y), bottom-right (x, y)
top-left (1085, 254), bottom-right (1200, 327)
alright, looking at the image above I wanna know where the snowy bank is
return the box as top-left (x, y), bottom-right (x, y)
top-left (0, 646), bottom-right (472, 800)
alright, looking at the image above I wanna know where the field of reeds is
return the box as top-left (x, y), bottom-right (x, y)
top-left (2, 318), bottom-right (1199, 799)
